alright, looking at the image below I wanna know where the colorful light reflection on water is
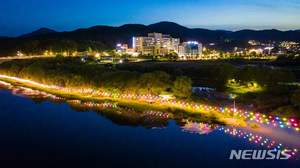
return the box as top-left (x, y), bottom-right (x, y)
top-left (1, 77), bottom-right (300, 162)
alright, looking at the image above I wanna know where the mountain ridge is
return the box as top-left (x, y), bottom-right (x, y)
top-left (0, 21), bottom-right (299, 56)
top-left (0, 36), bottom-right (10, 39)
top-left (19, 28), bottom-right (57, 38)
top-left (15, 21), bottom-right (300, 43)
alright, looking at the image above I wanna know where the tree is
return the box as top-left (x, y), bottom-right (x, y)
top-left (235, 66), bottom-right (261, 86)
top-left (214, 64), bottom-right (234, 91)
top-left (8, 64), bottom-right (22, 76)
top-left (139, 71), bottom-right (171, 95)
top-left (23, 40), bottom-right (40, 55)
top-left (200, 64), bottom-right (234, 91)
top-left (219, 51), bottom-right (224, 58)
top-left (19, 63), bottom-right (46, 82)
top-left (271, 46), bottom-right (279, 55)
top-left (106, 49), bottom-right (118, 58)
top-left (184, 67), bottom-right (198, 79)
top-left (291, 88), bottom-right (300, 106)
top-left (67, 75), bottom-right (87, 88)
top-left (203, 48), bottom-right (212, 57)
top-left (257, 68), bottom-right (295, 94)
top-left (172, 68), bottom-right (183, 77)
top-left (86, 47), bottom-right (92, 53)
top-left (166, 52), bottom-right (178, 61)
top-left (172, 77), bottom-right (192, 99)
top-left (96, 71), bottom-right (129, 93)
top-left (200, 64), bottom-right (218, 85)
top-left (250, 51), bottom-right (257, 57)
top-left (120, 71), bottom-right (141, 94)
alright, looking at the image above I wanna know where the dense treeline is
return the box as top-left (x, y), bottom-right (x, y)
top-left (0, 57), bottom-right (192, 98)
top-left (187, 64), bottom-right (296, 93)
top-left (0, 57), bottom-right (296, 99)
top-left (184, 64), bottom-right (234, 91)
top-left (236, 66), bottom-right (295, 94)
top-left (272, 54), bottom-right (300, 66)
top-left (184, 64), bottom-right (295, 93)
top-left (0, 39), bottom-right (109, 57)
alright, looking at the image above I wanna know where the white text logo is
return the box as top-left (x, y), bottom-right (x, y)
top-left (229, 150), bottom-right (291, 160)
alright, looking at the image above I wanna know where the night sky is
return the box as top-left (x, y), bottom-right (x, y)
top-left (1, 0), bottom-right (300, 37)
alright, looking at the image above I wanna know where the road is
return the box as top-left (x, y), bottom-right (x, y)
top-left (0, 55), bottom-right (55, 62)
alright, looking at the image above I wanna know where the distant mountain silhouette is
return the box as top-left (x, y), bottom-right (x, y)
top-left (215, 30), bottom-right (233, 34)
top-left (19, 28), bottom-right (56, 38)
top-left (149, 21), bottom-right (189, 33)
top-left (0, 21), bottom-right (300, 56)
top-left (0, 36), bottom-right (10, 39)
top-left (224, 29), bottom-right (300, 42)
top-left (3, 22), bottom-right (299, 43)
top-left (30, 24), bottom-right (156, 48)
top-left (149, 21), bottom-right (226, 42)
top-left (9, 22), bottom-right (300, 44)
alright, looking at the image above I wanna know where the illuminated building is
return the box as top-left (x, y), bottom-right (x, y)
top-left (178, 41), bottom-right (203, 58)
top-left (116, 43), bottom-right (139, 56)
top-left (133, 32), bottom-right (180, 55)
top-left (249, 48), bottom-right (264, 54)
top-left (116, 44), bottom-right (128, 54)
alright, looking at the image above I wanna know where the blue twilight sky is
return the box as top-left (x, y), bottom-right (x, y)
top-left (1, 0), bottom-right (300, 37)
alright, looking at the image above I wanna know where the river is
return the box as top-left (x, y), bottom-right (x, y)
top-left (0, 83), bottom-right (299, 168)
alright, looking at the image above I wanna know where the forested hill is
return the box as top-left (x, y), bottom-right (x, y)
top-left (0, 21), bottom-right (300, 56)
top-left (0, 36), bottom-right (10, 40)
top-left (19, 28), bottom-right (57, 38)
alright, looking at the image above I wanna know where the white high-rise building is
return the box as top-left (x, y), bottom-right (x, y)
top-left (178, 41), bottom-right (202, 58)
top-left (133, 32), bottom-right (180, 55)
top-left (171, 38), bottom-right (180, 53)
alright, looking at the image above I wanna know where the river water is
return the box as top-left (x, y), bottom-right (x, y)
top-left (0, 84), bottom-right (299, 168)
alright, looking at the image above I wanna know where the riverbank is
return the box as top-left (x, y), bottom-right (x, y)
top-left (0, 75), bottom-right (247, 127)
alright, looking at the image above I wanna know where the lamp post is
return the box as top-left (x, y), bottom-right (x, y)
top-left (233, 99), bottom-right (235, 112)
top-left (229, 94), bottom-right (236, 112)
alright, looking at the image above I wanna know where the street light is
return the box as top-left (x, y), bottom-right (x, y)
top-left (233, 99), bottom-right (235, 112)
top-left (229, 94), bottom-right (237, 112)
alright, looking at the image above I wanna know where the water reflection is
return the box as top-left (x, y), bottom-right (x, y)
top-left (70, 102), bottom-right (172, 129)
top-left (0, 82), bottom-right (174, 129)
top-left (181, 121), bottom-right (215, 135)
top-left (1, 81), bottom-right (300, 161)
top-left (222, 126), bottom-right (300, 160)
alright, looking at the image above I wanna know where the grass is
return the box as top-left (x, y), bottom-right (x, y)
top-left (226, 83), bottom-right (264, 95)
top-left (270, 105), bottom-right (300, 118)
top-left (160, 91), bottom-right (173, 95)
